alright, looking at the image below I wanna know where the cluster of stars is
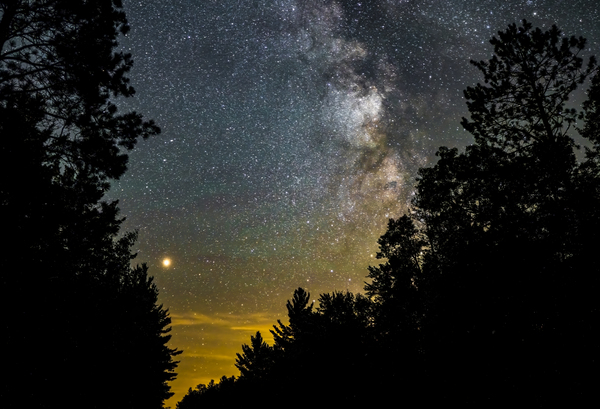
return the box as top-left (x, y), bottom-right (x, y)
top-left (107, 0), bottom-right (600, 404)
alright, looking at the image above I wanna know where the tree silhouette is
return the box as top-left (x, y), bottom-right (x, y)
top-left (1, 3), bottom-right (178, 408)
top-left (369, 20), bottom-right (599, 406)
top-left (364, 216), bottom-right (426, 400)
top-left (270, 287), bottom-right (314, 350)
top-left (0, 0), bottom-right (159, 185)
top-left (176, 376), bottom-right (238, 409)
top-left (258, 289), bottom-right (377, 404)
top-left (366, 215), bottom-right (425, 339)
top-left (175, 21), bottom-right (600, 408)
top-left (581, 71), bottom-right (600, 164)
top-left (177, 288), bottom-right (379, 406)
top-left (577, 70), bottom-right (600, 266)
top-left (112, 264), bottom-right (182, 408)
top-left (0, 0), bottom-right (157, 290)
top-left (235, 331), bottom-right (276, 380)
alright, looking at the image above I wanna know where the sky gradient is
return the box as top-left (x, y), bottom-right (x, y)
top-left (105, 1), bottom-right (600, 404)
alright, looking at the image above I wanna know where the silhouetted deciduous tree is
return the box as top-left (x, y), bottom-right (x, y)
top-left (576, 71), bottom-right (600, 267)
top-left (0, 0), bottom-right (158, 185)
top-left (1, 0), bottom-right (159, 278)
top-left (366, 215), bottom-right (425, 340)
top-left (364, 216), bottom-right (427, 399)
top-left (369, 20), bottom-right (599, 406)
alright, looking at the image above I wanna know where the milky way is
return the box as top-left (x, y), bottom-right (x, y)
top-left (106, 0), bottom-right (600, 402)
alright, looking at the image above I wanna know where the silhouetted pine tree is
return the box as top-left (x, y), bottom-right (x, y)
top-left (235, 331), bottom-right (276, 380)
top-left (1, 2), bottom-right (179, 408)
top-left (177, 288), bottom-right (377, 407)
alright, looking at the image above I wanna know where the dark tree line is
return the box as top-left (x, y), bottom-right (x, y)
top-left (177, 21), bottom-right (600, 408)
top-left (178, 289), bottom-right (381, 407)
top-left (1, 2), bottom-right (179, 408)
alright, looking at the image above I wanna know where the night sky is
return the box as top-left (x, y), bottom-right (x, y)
top-left (105, 0), bottom-right (600, 403)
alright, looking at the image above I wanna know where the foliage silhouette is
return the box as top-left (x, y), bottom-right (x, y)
top-left (177, 288), bottom-right (379, 407)
top-left (366, 215), bottom-right (424, 343)
top-left (235, 331), bottom-right (276, 380)
top-left (0, 0), bottom-right (159, 186)
top-left (176, 376), bottom-right (238, 409)
top-left (270, 286), bottom-right (314, 350)
top-left (373, 20), bottom-right (600, 406)
top-left (1, 2), bottom-right (178, 408)
top-left (177, 21), bottom-right (600, 408)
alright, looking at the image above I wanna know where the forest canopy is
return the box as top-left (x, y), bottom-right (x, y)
top-left (1, 2), bottom-right (179, 408)
top-left (176, 20), bottom-right (600, 408)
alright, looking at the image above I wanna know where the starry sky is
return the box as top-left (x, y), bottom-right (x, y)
top-left (105, 0), bottom-right (599, 404)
